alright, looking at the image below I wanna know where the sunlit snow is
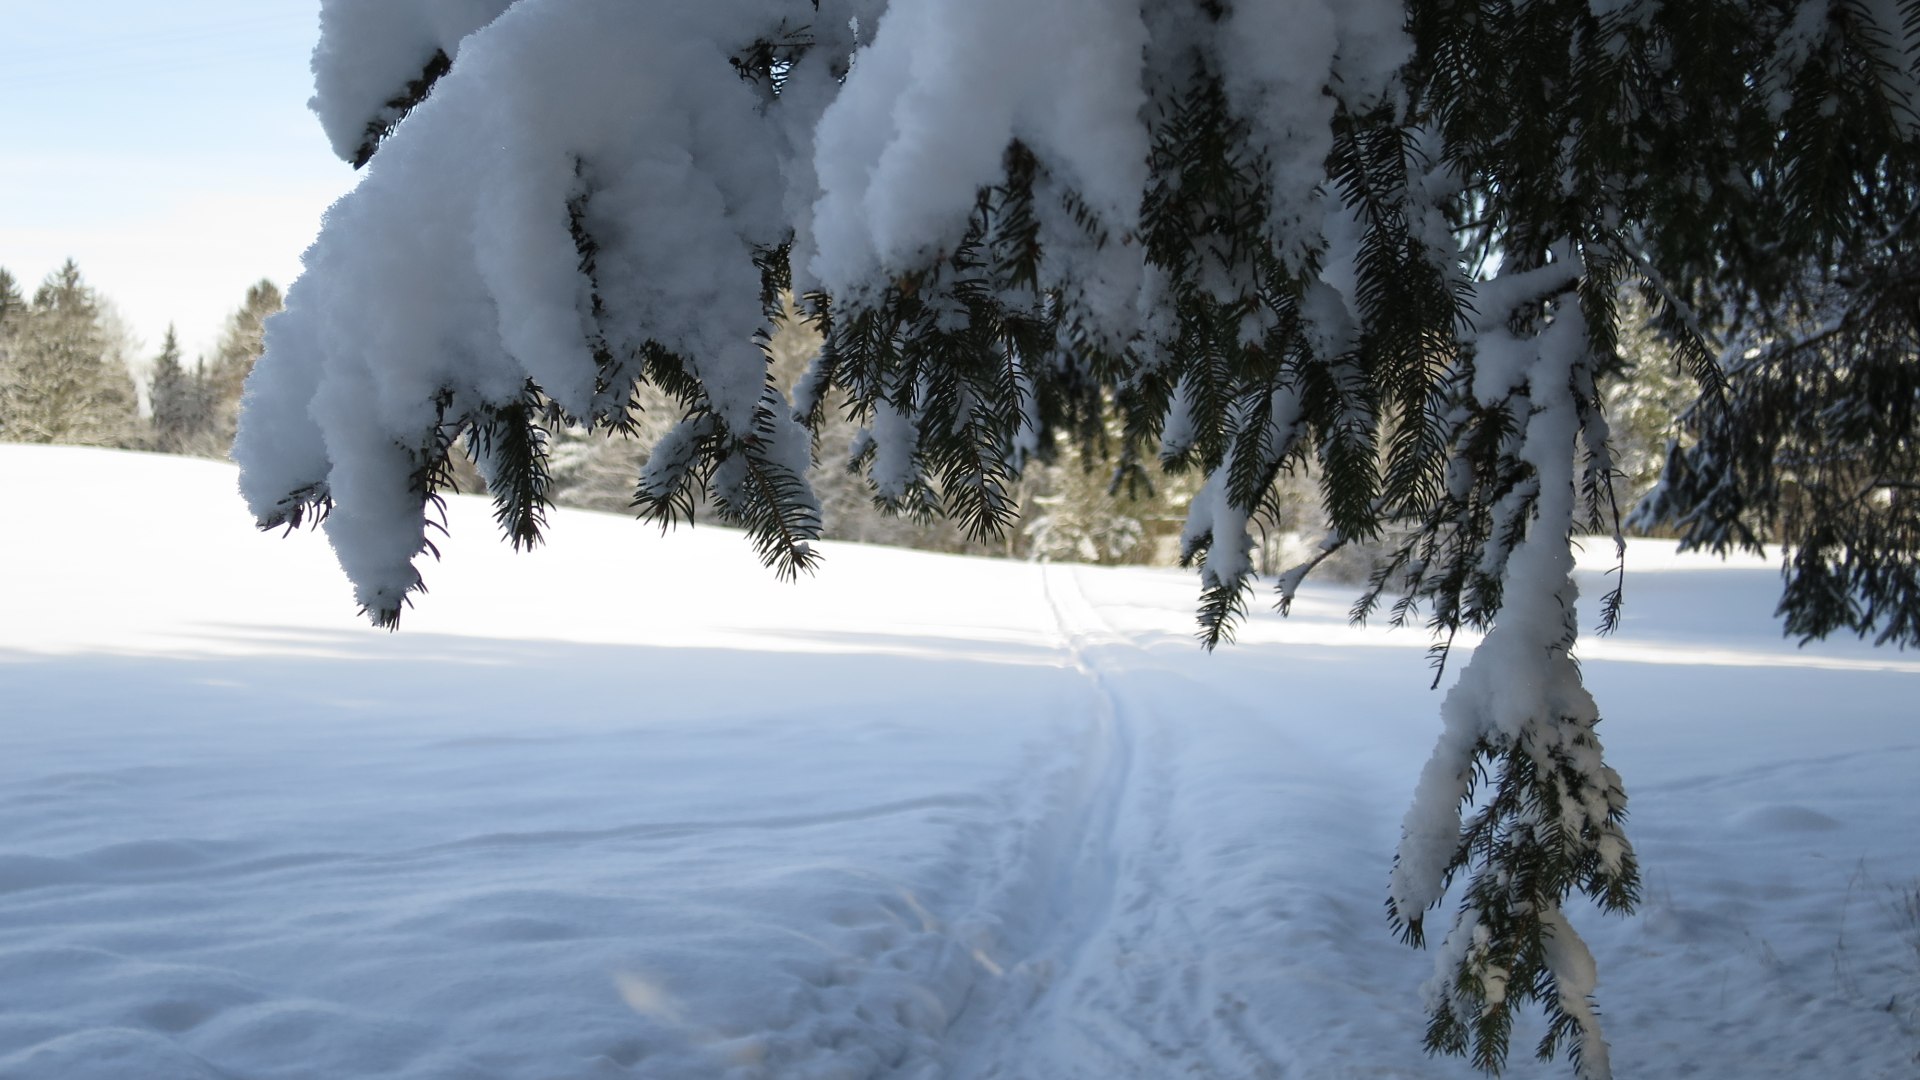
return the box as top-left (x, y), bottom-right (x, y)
top-left (1, 445), bottom-right (1915, 1078)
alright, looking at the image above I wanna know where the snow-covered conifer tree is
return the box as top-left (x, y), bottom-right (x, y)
top-left (148, 326), bottom-right (216, 455)
top-left (0, 270), bottom-right (24, 328)
top-left (234, 3), bottom-right (1920, 1075)
top-left (206, 282), bottom-right (283, 421)
top-left (0, 261), bottom-right (139, 449)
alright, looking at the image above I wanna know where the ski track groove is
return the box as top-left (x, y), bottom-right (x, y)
top-left (934, 564), bottom-right (1289, 1079)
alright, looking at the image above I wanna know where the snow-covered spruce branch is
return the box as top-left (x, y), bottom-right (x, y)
top-left (1389, 284), bottom-right (1638, 1080)
top-left (235, 2), bottom-right (1920, 1074)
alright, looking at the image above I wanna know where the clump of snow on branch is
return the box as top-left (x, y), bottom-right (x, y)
top-left (252, 0), bottom-right (1430, 626)
top-left (806, 0), bottom-right (1151, 299)
top-left (242, 0), bottom-right (819, 616)
top-left (1390, 258), bottom-right (1635, 1078)
top-left (309, 0), bottom-right (516, 164)
top-left (1216, 0), bottom-right (1409, 257)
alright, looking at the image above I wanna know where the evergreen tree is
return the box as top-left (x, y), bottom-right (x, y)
top-left (0, 260), bottom-right (139, 448)
top-left (1601, 291), bottom-right (1697, 518)
top-left (1634, 245), bottom-right (1920, 643)
top-left (148, 326), bottom-right (218, 455)
top-left (1025, 410), bottom-right (1199, 565)
top-left (235, 4), bottom-right (1920, 1075)
top-left (0, 270), bottom-right (20, 423)
top-left (198, 280), bottom-right (283, 453)
top-left (206, 280), bottom-right (282, 404)
top-left (0, 269), bottom-right (23, 328)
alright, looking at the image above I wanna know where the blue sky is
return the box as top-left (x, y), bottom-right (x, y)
top-left (0, 2), bottom-right (356, 364)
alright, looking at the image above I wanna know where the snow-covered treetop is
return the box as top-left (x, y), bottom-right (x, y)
top-left (237, 3), bottom-right (1920, 1076)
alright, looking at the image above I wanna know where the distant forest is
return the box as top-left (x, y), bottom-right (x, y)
top-left (0, 261), bottom-right (279, 461)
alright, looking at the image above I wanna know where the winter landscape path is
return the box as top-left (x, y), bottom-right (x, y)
top-left (939, 562), bottom-right (1302, 1079)
top-left (1, 446), bottom-right (1917, 1079)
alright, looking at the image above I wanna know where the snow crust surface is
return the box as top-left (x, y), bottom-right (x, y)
top-left (3, 446), bottom-right (1918, 1079)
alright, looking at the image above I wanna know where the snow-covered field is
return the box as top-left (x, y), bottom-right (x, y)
top-left (1, 444), bottom-right (1915, 1079)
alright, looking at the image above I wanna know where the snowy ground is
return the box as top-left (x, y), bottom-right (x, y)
top-left (1, 444), bottom-right (1915, 1079)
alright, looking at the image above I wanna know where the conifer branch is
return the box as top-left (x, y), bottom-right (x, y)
top-left (352, 49), bottom-right (452, 169)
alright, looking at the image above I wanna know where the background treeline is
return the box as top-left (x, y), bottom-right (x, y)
top-left (0, 261), bottom-right (280, 460)
top-left (0, 260), bottom-right (1687, 567)
top-left (0, 262), bottom-right (142, 449)
top-left (148, 279), bottom-right (283, 458)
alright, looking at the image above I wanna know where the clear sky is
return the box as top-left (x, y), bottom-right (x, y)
top-left (0, 2), bottom-right (357, 366)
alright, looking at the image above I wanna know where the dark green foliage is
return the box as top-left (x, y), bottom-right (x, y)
top-left (310, 156), bottom-right (825, 627)
top-left (1637, 251), bottom-right (1920, 644)
top-left (1407, 724), bottom-right (1639, 1071)
top-left (466, 381), bottom-right (555, 552)
top-left (353, 49), bottom-right (451, 169)
top-left (711, 382), bottom-right (826, 581)
top-left (368, 395), bottom-right (463, 630)
top-left (1627, 1), bottom-right (1920, 649)
top-left (148, 326), bottom-right (216, 455)
top-left (259, 482), bottom-right (333, 536)
top-left (629, 361), bottom-right (824, 583)
top-left (805, 144), bottom-right (1085, 544)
